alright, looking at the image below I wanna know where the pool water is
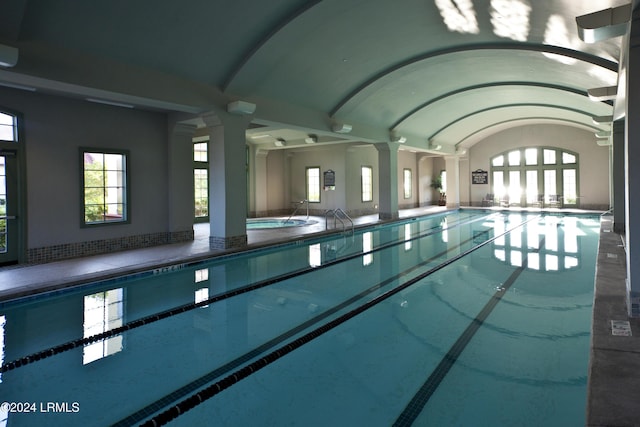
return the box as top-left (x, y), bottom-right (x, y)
top-left (0, 210), bottom-right (600, 426)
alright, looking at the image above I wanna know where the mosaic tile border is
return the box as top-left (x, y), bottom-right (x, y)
top-left (209, 234), bottom-right (247, 250)
top-left (26, 230), bottom-right (194, 264)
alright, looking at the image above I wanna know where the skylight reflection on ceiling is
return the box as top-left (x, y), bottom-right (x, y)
top-left (490, 0), bottom-right (531, 41)
top-left (587, 65), bottom-right (619, 86)
top-left (542, 14), bottom-right (577, 65)
top-left (435, 0), bottom-right (479, 34)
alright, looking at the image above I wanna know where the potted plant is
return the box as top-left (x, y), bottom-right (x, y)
top-left (431, 176), bottom-right (446, 206)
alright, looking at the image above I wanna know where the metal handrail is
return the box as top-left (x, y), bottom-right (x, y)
top-left (334, 208), bottom-right (354, 234)
top-left (284, 199), bottom-right (309, 225)
top-left (324, 208), bottom-right (353, 234)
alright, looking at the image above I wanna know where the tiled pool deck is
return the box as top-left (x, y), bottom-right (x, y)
top-left (0, 206), bottom-right (636, 425)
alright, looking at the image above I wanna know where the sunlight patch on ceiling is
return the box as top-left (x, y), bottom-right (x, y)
top-left (542, 14), bottom-right (577, 65)
top-left (435, 0), bottom-right (479, 34)
top-left (587, 65), bottom-right (619, 86)
top-left (490, 0), bottom-right (531, 41)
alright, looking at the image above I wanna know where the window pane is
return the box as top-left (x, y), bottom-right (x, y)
top-left (307, 167), bottom-right (320, 202)
top-left (508, 170), bottom-right (521, 203)
top-left (543, 149), bottom-right (556, 164)
top-left (84, 153), bottom-right (104, 170)
top-left (544, 170), bottom-right (556, 198)
top-left (563, 169), bottom-right (577, 204)
top-left (194, 142), bottom-right (208, 162)
top-left (403, 169), bottom-right (412, 199)
top-left (0, 112), bottom-right (16, 142)
top-left (526, 170), bottom-right (538, 204)
top-left (0, 113), bottom-right (13, 126)
top-left (194, 169), bottom-right (208, 217)
top-left (508, 150), bottom-right (520, 166)
top-left (562, 152), bottom-right (576, 164)
top-left (492, 155), bottom-right (504, 167)
top-left (361, 166), bottom-right (372, 202)
top-left (493, 171), bottom-right (504, 198)
top-left (440, 171), bottom-right (447, 194)
top-left (525, 148), bottom-right (537, 165)
top-left (83, 151), bottom-right (127, 224)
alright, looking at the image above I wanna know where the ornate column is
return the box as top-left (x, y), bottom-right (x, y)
top-left (444, 156), bottom-right (460, 209)
top-left (375, 142), bottom-right (400, 220)
top-left (203, 111), bottom-right (252, 250)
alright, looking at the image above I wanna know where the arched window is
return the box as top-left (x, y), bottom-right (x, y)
top-left (490, 147), bottom-right (579, 208)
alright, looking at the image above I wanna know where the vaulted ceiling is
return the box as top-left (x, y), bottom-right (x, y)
top-left (0, 0), bottom-right (630, 154)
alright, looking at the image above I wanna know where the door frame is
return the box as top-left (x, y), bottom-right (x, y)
top-left (0, 108), bottom-right (26, 265)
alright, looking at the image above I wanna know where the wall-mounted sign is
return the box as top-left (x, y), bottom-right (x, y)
top-left (472, 169), bottom-right (488, 184)
top-left (324, 169), bottom-right (335, 190)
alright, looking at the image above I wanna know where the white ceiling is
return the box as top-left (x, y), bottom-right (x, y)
top-left (0, 0), bottom-right (631, 153)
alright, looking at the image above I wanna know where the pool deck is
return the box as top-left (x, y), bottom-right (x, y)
top-left (587, 214), bottom-right (640, 426)
top-left (0, 206), bottom-right (636, 425)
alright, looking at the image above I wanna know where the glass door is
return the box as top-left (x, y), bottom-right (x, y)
top-left (0, 150), bottom-right (18, 264)
top-left (193, 141), bottom-right (209, 223)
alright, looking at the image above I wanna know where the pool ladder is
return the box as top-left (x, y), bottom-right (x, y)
top-left (325, 208), bottom-right (354, 234)
top-left (284, 199), bottom-right (309, 224)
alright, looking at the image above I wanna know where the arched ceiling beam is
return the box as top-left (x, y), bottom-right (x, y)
top-left (455, 117), bottom-right (605, 148)
top-left (389, 82), bottom-right (608, 130)
top-left (330, 43), bottom-right (618, 117)
top-left (428, 103), bottom-right (600, 141)
top-left (221, 0), bottom-right (323, 92)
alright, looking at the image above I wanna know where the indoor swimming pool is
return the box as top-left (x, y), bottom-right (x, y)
top-left (0, 210), bottom-right (600, 426)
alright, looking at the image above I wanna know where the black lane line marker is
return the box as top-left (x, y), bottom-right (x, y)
top-left (114, 223), bottom-right (489, 427)
top-left (1, 213), bottom-right (494, 374)
top-left (392, 235), bottom-right (546, 427)
top-left (138, 216), bottom-right (539, 427)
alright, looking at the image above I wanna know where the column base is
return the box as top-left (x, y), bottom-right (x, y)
top-left (209, 234), bottom-right (248, 250)
top-left (379, 212), bottom-right (399, 221)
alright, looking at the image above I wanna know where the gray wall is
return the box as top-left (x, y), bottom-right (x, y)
top-left (0, 87), bottom-right (171, 249)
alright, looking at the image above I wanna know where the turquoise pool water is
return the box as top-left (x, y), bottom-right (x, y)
top-left (0, 210), bottom-right (600, 426)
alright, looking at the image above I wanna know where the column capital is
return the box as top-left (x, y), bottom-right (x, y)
top-left (374, 141), bottom-right (401, 153)
top-left (255, 148), bottom-right (269, 158)
top-left (170, 122), bottom-right (198, 137)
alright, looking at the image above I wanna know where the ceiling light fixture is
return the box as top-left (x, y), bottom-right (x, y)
top-left (274, 138), bottom-right (286, 147)
top-left (332, 122), bottom-right (352, 134)
top-left (305, 134), bottom-right (318, 144)
top-left (391, 133), bottom-right (406, 143)
top-left (428, 139), bottom-right (442, 151)
top-left (227, 100), bottom-right (256, 115)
